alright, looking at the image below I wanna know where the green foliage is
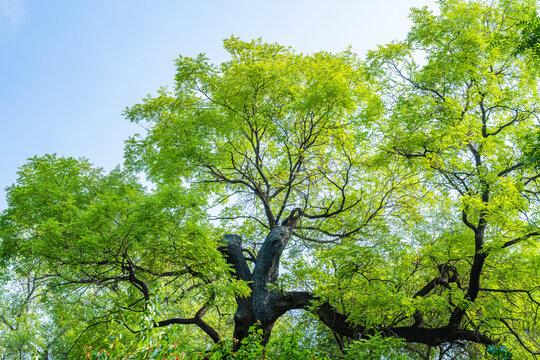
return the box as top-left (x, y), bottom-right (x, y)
top-left (0, 154), bottom-right (247, 359)
top-left (265, 329), bottom-right (331, 360)
top-left (84, 324), bottom-right (334, 360)
top-left (516, 12), bottom-right (540, 57)
top-left (487, 345), bottom-right (513, 360)
top-left (2, 1), bottom-right (540, 359)
top-left (205, 325), bottom-right (267, 360)
top-left (123, 36), bottom-right (387, 235)
top-left (343, 335), bottom-right (408, 360)
top-left (84, 328), bottom-right (185, 360)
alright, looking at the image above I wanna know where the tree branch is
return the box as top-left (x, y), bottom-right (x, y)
top-left (501, 232), bottom-right (540, 249)
top-left (155, 294), bottom-right (221, 343)
top-left (218, 234), bottom-right (251, 282)
top-left (273, 291), bottom-right (495, 346)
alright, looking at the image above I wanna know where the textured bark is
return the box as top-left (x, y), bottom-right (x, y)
top-left (274, 291), bottom-right (496, 346)
top-left (220, 226), bottom-right (293, 348)
top-left (219, 234), bottom-right (255, 345)
top-left (251, 226), bottom-right (291, 325)
top-left (219, 234), bottom-right (252, 282)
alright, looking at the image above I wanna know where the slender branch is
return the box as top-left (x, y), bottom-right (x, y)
top-left (480, 287), bottom-right (540, 306)
top-left (155, 294), bottom-right (221, 343)
top-left (499, 318), bottom-right (540, 355)
top-left (497, 162), bottom-right (523, 177)
top-left (462, 210), bottom-right (478, 232)
top-left (501, 232), bottom-right (540, 249)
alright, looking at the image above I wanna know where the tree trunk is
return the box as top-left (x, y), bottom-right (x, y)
top-left (220, 226), bottom-right (294, 349)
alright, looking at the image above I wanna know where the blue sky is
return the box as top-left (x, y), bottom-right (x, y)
top-left (0, 0), bottom-right (436, 210)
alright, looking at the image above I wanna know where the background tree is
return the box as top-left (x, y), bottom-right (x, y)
top-left (0, 155), bottom-right (246, 358)
top-left (368, 0), bottom-right (540, 356)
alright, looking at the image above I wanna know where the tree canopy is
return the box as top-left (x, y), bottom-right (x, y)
top-left (1, 1), bottom-right (540, 359)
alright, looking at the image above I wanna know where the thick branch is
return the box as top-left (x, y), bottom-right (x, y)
top-left (218, 234), bottom-right (251, 282)
top-left (123, 259), bottom-right (150, 304)
top-left (449, 252), bottom-right (487, 327)
top-left (414, 264), bottom-right (458, 297)
top-left (273, 291), bottom-right (495, 346)
top-left (412, 264), bottom-right (459, 327)
top-left (155, 295), bottom-right (221, 343)
top-left (155, 316), bottom-right (221, 343)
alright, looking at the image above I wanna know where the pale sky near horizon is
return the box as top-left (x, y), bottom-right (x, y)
top-left (0, 0), bottom-right (436, 210)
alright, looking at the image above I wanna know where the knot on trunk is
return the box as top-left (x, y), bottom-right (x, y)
top-left (436, 263), bottom-right (458, 287)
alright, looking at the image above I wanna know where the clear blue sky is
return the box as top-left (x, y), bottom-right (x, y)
top-left (0, 0), bottom-right (436, 210)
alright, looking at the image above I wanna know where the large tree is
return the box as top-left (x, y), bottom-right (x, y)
top-left (122, 35), bottom-right (431, 349)
top-left (1, 0), bottom-right (540, 359)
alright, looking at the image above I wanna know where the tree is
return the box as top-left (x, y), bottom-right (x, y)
top-left (1, 0), bottom-right (540, 359)
top-left (368, 0), bottom-right (540, 356)
top-left (0, 155), bottom-right (245, 359)
top-left (122, 36), bottom-right (420, 349)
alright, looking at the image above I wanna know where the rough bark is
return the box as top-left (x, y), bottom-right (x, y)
top-left (274, 291), bottom-right (495, 346)
top-left (220, 226), bottom-right (294, 347)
